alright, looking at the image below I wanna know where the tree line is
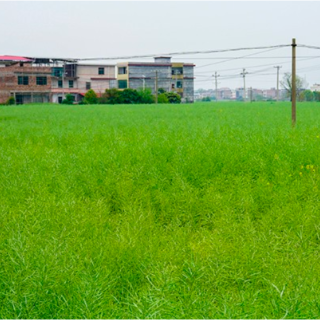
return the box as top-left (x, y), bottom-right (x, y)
top-left (62, 88), bottom-right (182, 105)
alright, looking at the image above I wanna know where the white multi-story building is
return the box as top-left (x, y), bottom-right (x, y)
top-left (51, 63), bottom-right (116, 103)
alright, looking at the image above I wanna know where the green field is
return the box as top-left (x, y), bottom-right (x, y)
top-left (1, 102), bottom-right (320, 318)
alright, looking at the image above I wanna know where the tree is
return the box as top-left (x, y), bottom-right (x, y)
top-left (281, 72), bottom-right (307, 100)
top-left (101, 88), bottom-right (122, 104)
top-left (303, 90), bottom-right (314, 102)
top-left (62, 94), bottom-right (74, 105)
top-left (137, 89), bottom-right (155, 104)
top-left (84, 89), bottom-right (98, 104)
top-left (313, 91), bottom-right (320, 102)
top-left (158, 93), bottom-right (169, 104)
top-left (165, 92), bottom-right (181, 104)
top-left (120, 89), bottom-right (141, 104)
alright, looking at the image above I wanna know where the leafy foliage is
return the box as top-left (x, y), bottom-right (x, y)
top-left (165, 92), bottom-right (181, 104)
top-left (137, 89), bottom-right (155, 104)
top-left (83, 89), bottom-right (98, 104)
top-left (5, 96), bottom-right (15, 105)
top-left (158, 93), bottom-right (169, 104)
top-left (61, 94), bottom-right (74, 105)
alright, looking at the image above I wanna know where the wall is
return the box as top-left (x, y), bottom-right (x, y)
top-left (0, 64), bottom-right (51, 103)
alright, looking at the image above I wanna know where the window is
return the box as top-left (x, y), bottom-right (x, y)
top-left (118, 67), bottom-right (127, 75)
top-left (52, 67), bottom-right (63, 78)
top-left (86, 82), bottom-right (91, 90)
top-left (58, 80), bottom-right (63, 88)
top-left (18, 76), bottom-right (29, 85)
top-left (172, 67), bottom-right (183, 75)
top-left (177, 81), bottom-right (183, 88)
top-left (36, 77), bottom-right (47, 85)
top-left (118, 80), bottom-right (127, 89)
top-left (171, 83), bottom-right (175, 89)
top-left (98, 67), bottom-right (105, 75)
top-left (69, 80), bottom-right (74, 88)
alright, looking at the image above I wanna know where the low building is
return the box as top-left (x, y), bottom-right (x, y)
top-left (310, 84), bottom-right (320, 92)
top-left (116, 57), bottom-right (195, 102)
top-left (0, 56), bottom-right (52, 104)
top-left (0, 56), bottom-right (116, 104)
top-left (51, 63), bottom-right (116, 103)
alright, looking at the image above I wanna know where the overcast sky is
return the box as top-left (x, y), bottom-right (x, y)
top-left (1, 1), bottom-right (320, 90)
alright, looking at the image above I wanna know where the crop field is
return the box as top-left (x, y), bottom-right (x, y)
top-left (1, 101), bottom-right (320, 318)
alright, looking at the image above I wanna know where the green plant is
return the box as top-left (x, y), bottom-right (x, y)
top-left (165, 92), bottom-right (181, 104)
top-left (83, 89), bottom-right (98, 104)
top-left (5, 96), bottom-right (15, 105)
top-left (137, 88), bottom-right (155, 104)
top-left (61, 94), bottom-right (74, 105)
top-left (2, 102), bottom-right (320, 318)
top-left (101, 88), bottom-right (122, 104)
top-left (158, 93), bottom-right (169, 103)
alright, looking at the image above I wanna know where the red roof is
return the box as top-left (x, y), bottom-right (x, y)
top-left (0, 55), bottom-right (32, 62)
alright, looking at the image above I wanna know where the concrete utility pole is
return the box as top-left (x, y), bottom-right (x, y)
top-left (274, 66), bottom-right (282, 101)
top-left (250, 87), bottom-right (253, 102)
top-left (292, 38), bottom-right (297, 127)
top-left (213, 71), bottom-right (220, 102)
top-left (155, 71), bottom-right (158, 104)
top-left (240, 68), bottom-right (248, 101)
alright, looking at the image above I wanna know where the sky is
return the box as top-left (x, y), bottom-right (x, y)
top-left (1, 1), bottom-right (320, 90)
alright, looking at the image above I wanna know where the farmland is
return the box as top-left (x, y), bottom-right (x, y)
top-left (1, 101), bottom-right (320, 318)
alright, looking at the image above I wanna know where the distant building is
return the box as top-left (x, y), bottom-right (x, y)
top-left (217, 87), bottom-right (233, 100)
top-left (263, 87), bottom-right (277, 99)
top-left (235, 87), bottom-right (245, 100)
top-left (310, 84), bottom-right (320, 92)
top-left (0, 56), bottom-right (53, 104)
top-left (0, 56), bottom-right (116, 104)
top-left (116, 57), bottom-right (195, 102)
top-left (51, 63), bottom-right (116, 103)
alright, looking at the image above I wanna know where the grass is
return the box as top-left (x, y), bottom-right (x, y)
top-left (1, 101), bottom-right (320, 318)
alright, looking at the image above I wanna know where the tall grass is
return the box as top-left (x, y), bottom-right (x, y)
top-left (1, 102), bottom-right (320, 318)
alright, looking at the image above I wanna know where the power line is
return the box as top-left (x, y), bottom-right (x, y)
top-left (78, 44), bottom-right (290, 61)
top-left (195, 55), bottom-right (320, 75)
top-left (196, 47), bottom-right (282, 69)
top-left (298, 44), bottom-right (320, 50)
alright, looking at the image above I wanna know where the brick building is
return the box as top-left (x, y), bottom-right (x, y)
top-left (0, 56), bottom-right (116, 104)
top-left (0, 56), bottom-right (52, 104)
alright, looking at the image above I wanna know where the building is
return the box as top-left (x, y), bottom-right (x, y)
top-left (0, 55), bottom-right (116, 104)
top-left (0, 56), bottom-right (53, 104)
top-left (51, 63), bottom-right (116, 103)
top-left (217, 87), bottom-right (233, 100)
top-left (116, 57), bottom-right (195, 102)
top-left (310, 84), bottom-right (320, 92)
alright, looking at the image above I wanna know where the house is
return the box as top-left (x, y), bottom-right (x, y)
top-left (310, 84), bottom-right (320, 92)
top-left (116, 57), bottom-right (195, 102)
top-left (0, 56), bottom-right (53, 104)
top-left (51, 63), bottom-right (116, 103)
top-left (0, 55), bottom-right (116, 104)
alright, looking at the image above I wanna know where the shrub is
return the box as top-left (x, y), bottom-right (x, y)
top-left (62, 94), bottom-right (74, 105)
top-left (5, 96), bottom-right (15, 105)
top-left (83, 89), bottom-right (98, 104)
top-left (101, 88), bottom-right (122, 104)
top-left (158, 93), bottom-right (169, 104)
top-left (137, 89), bottom-right (155, 104)
top-left (120, 89), bottom-right (141, 104)
top-left (165, 92), bottom-right (181, 104)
